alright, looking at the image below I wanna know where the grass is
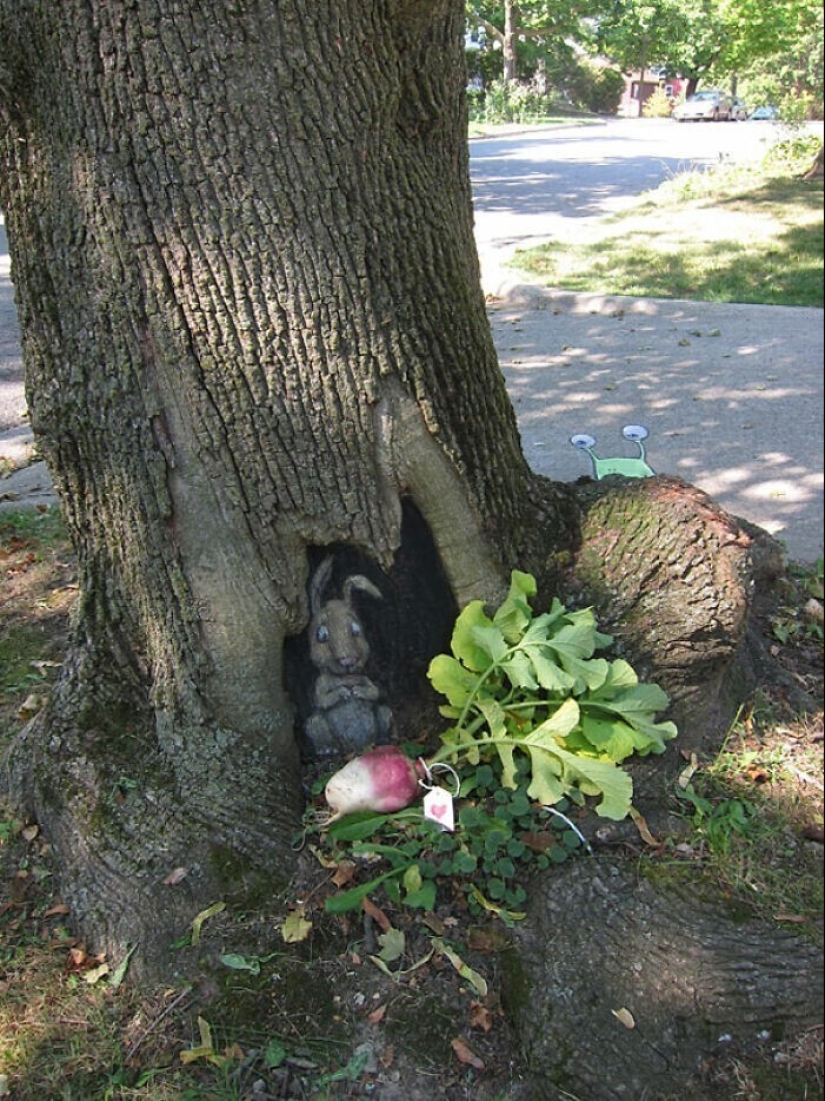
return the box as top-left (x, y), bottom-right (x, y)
top-left (467, 112), bottom-right (603, 138)
top-left (671, 702), bottom-right (824, 926)
top-left (510, 132), bottom-right (824, 307)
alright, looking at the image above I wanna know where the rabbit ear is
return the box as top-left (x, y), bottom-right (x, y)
top-left (309, 556), bottom-right (334, 617)
top-left (343, 574), bottom-right (382, 605)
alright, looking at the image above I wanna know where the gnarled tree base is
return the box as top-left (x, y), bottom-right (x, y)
top-left (559, 474), bottom-right (786, 752)
top-left (504, 856), bottom-right (823, 1100)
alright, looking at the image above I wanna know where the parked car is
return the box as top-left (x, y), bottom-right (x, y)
top-left (731, 98), bottom-right (749, 121)
top-left (749, 105), bottom-right (780, 120)
top-left (672, 90), bottom-right (734, 121)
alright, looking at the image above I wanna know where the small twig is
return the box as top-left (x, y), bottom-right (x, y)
top-left (126, 984), bottom-right (194, 1063)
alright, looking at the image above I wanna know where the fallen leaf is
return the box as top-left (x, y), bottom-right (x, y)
top-left (181, 1016), bottom-right (220, 1065)
top-left (469, 1001), bottom-right (494, 1032)
top-left (433, 938), bottom-right (488, 997)
top-left (451, 1037), bottom-right (484, 1069)
top-left (519, 830), bottom-right (551, 853)
top-left (163, 867), bottom-right (188, 886)
top-left (308, 843), bottom-right (340, 869)
top-left (379, 1043), bottom-right (395, 1069)
top-left (331, 860), bottom-right (356, 888)
top-left (220, 952), bottom-right (261, 974)
top-left (43, 902), bottom-right (70, 918)
top-left (67, 946), bottom-right (88, 971)
top-left (281, 909), bottom-right (313, 943)
top-left (629, 806), bottom-right (659, 847)
top-left (466, 926), bottom-right (509, 954)
top-left (468, 886), bottom-right (525, 924)
top-left (370, 945), bottom-right (434, 979)
top-left (423, 911), bottom-right (446, 936)
top-left (678, 753), bottom-right (699, 790)
top-left (368, 1004), bottom-right (387, 1024)
top-left (109, 944), bottom-right (137, 989)
top-left (774, 912), bottom-right (806, 923)
top-left (745, 766), bottom-right (770, 783)
top-left (21, 824), bottom-right (39, 842)
top-left (83, 961), bottom-right (111, 984)
top-left (18, 694), bottom-right (46, 719)
top-left (375, 927), bottom-right (405, 963)
top-left (362, 895), bottom-right (392, 932)
top-left (612, 1007), bottom-right (636, 1029)
top-left (190, 901), bottom-right (226, 946)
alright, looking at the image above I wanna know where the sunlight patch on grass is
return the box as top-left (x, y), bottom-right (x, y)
top-left (511, 158), bottom-right (825, 307)
top-left (673, 702), bottom-right (824, 931)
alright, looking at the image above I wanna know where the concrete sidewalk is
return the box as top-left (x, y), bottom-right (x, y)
top-left (487, 282), bottom-right (823, 564)
top-left (1, 275), bottom-right (823, 564)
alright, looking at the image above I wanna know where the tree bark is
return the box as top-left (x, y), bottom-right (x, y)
top-left (504, 857), bottom-right (823, 1099)
top-left (0, 0), bottom-right (547, 972)
top-left (0, 0), bottom-right (768, 978)
top-left (560, 476), bottom-right (775, 753)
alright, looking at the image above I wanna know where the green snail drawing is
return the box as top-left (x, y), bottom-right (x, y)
top-left (570, 424), bottom-right (655, 480)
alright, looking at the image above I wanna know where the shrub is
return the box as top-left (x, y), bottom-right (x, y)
top-left (643, 87), bottom-right (674, 118)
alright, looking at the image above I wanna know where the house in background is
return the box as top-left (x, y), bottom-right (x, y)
top-left (618, 69), bottom-right (686, 116)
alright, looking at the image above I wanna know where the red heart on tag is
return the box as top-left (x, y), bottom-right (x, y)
top-left (431, 801), bottom-right (447, 819)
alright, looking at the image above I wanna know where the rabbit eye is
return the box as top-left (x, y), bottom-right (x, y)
top-left (316, 624), bottom-right (330, 643)
top-left (350, 621), bottom-right (362, 637)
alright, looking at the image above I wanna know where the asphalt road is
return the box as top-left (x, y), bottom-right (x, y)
top-left (469, 116), bottom-right (825, 288)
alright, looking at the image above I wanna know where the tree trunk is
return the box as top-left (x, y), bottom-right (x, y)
top-left (0, 0), bottom-right (545, 973)
top-left (503, 1), bottom-right (518, 84)
top-left (503, 857), bottom-right (823, 1099)
top-left (0, 1), bottom-right (765, 978)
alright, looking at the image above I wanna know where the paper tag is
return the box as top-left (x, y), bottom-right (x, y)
top-left (423, 787), bottom-right (455, 832)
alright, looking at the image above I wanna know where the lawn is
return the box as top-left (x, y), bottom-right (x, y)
top-left (510, 134), bottom-right (824, 308)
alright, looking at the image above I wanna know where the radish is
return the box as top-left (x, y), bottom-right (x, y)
top-left (324, 746), bottom-right (425, 823)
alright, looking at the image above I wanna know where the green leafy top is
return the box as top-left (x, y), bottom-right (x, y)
top-left (427, 571), bottom-right (678, 821)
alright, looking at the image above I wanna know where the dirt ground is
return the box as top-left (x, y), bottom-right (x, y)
top-left (1, 506), bottom-right (822, 1099)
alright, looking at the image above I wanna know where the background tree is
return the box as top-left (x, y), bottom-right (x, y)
top-left (719, 0), bottom-right (824, 117)
top-left (0, 0), bottom-right (762, 978)
top-left (467, 0), bottom-right (591, 85)
top-left (594, 0), bottom-right (824, 110)
top-left (595, 0), bottom-right (729, 98)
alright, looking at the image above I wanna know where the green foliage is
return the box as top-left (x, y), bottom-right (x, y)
top-left (318, 766), bottom-right (587, 920)
top-left (478, 79), bottom-right (558, 124)
top-left (428, 571), bottom-right (677, 821)
top-left (511, 151), bottom-right (824, 307)
top-left (566, 64), bottom-right (626, 115)
top-left (468, 0), bottom-right (823, 121)
top-left (642, 87), bottom-right (675, 118)
top-left (466, 0), bottom-right (601, 90)
top-left (676, 786), bottom-right (758, 855)
top-left (468, 66), bottom-right (623, 123)
top-left (669, 715), bottom-right (824, 927)
top-left (770, 558), bottom-right (824, 645)
top-left (762, 133), bottom-right (824, 175)
top-left (737, 5), bottom-right (824, 121)
top-left (314, 570), bottom-right (678, 921)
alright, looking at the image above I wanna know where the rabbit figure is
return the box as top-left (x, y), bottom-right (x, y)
top-left (303, 556), bottom-right (393, 758)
